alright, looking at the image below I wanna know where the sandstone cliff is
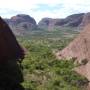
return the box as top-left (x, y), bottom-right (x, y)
top-left (38, 13), bottom-right (84, 30)
top-left (5, 14), bottom-right (37, 36)
top-left (56, 24), bottom-right (90, 89)
top-left (80, 12), bottom-right (90, 27)
top-left (56, 24), bottom-right (90, 62)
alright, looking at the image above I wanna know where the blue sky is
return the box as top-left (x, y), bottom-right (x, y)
top-left (0, 0), bottom-right (90, 22)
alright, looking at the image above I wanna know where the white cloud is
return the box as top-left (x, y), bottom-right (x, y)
top-left (0, 0), bottom-right (90, 22)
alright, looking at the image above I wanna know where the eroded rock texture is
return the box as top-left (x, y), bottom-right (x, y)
top-left (56, 24), bottom-right (90, 89)
top-left (5, 14), bottom-right (37, 36)
top-left (56, 24), bottom-right (90, 90)
top-left (38, 13), bottom-right (84, 30)
top-left (56, 24), bottom-right (90, 62)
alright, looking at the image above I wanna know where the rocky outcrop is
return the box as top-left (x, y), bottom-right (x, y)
top-left (63, 13), bottom-right (84, 27)
top-left (80, 12), bottom-right (90, 27)
top-left (5, 14), bottom-right (37, 36)
top-left (3, 12), bottom-right (90, 34)
top-left (38, 13), bottom-right (84, 30)
top-left (56, 24), bottom-right (90, 89)
top-left (0, 17), bottom-right (24, 61)
top-left (38, 18), bottom-right (61, 30)
top-left (0, 17), bottom-right (25, 89)
top-left (56, 24), bottom-right (90, 62)
top-left (11, 14), bottom-right (36, 25)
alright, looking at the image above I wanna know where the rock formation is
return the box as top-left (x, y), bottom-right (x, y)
top-left (0, 17), bottom-right (25, 89)
top-left (80, 12), bottom-right (90, 27)
top-left (38, 13), bottom-right (84, 30)
top-left (38, 18), bottom-right (61, 30)
top-left (5, 14), bottom-right (37, 36)
top-left (56, 24), bottom-right (90, 62)
top-left (0, 17), bottom-right (24, 61)
top-left (56, 24), bottom-right (90, 89)
top-left (3, 12), bottom-right (90, 34)
top-left (63, 13), bottom-right (84, 27)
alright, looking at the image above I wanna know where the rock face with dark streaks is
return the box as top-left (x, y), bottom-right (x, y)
top-left (3, 12), bottom-right (90, 35)
top-left (38, 13), bottom-right (84, 30)
top-left (80, 12), bottom-right (90, 27)
top-left (38, 18), bottom-right (61, 30)
top-left (5, 14), bottom-right (37, 36)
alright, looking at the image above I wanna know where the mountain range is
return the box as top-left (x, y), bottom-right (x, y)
top-left (2, 12), bottom-right (90, 89)
top-left (3, 12), bottom-right (90, 36)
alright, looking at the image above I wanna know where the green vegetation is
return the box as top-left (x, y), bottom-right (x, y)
top-left (17, 26), bottom-right (79, 39)
top-left (17, 29), bottom-right (88, 90)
